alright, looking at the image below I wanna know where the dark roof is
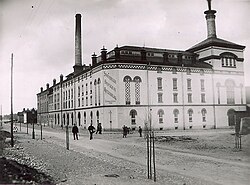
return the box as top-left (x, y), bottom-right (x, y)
top-left (119, 45), bottom-right (192, 55)
top-left (186, 37), bottom-right (245, 52)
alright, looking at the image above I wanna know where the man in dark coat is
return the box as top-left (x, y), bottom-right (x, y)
top-left (138, 126), bottom-right (142, 137)
top-left (96, 123), bottom-right (102, 134)
top-left (72, 124), bottom-right (79, 140)
top-left (88, 123), bottom-right (96, 140)
top-left (122, 125), bottom-right (127, 138)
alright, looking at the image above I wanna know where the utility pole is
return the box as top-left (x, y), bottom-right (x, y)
top-left (66, 114), bottom-right (69, 150)
top-left (1, 105), bottom-right (2, 127)
top-left (109, 110), bottom-right (112, 131)
top-left (10, 53), bottom-right (14, 147)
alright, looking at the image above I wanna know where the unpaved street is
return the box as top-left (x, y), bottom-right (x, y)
top-left (2, 124), bottom-right (250, 185)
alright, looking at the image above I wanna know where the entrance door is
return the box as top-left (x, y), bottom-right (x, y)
top-left (227, 109), bottom-right (235, 126)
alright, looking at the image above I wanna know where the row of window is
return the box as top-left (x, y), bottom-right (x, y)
top-left (157, 78), bottom-right (205, 91)
top-left (157, 93), bottom-right (206, 103)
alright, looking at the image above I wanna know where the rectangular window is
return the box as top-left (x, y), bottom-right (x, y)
top-left (201, 79), bottom-right (205, 91)
top-left (90, 82), bottom-right (92, 94)
top-left (82, 97), bottom-right (84, 106)
top-left (187, 79), bottom-right (192, 91)
top-left (86, 83), bottom-right (88, 95)
top-left (78, 98), bottom-right (80, 107)
top-left (188, 93), bottom-right (192, 103)
top-left (78, 86), bottom-right (80, 97)
top-left (86, 97), bottom-right (88, 106)
top-left (173, 93), bottom-right (178, 103)
top-left (90, 96), bottom-right (93, 105)
top-left (71, 89), bottom-right (73, 99)
top-left (173, 78), bottom-right (177, 90)
top-left (157, 78), bottom-right (162, 90)
top-left (158, 93), bottom-right (163, 103)
top-left (201, 93), bottom-right (206, 103)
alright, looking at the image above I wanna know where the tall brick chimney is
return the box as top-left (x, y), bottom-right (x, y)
top-left (204, 0), bottom-right (217, 38)
top-left (73, 13), bottom-right (83, 74)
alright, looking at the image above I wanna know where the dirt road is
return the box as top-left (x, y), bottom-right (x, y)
top-left (2, 124), bottom-right (250, 185)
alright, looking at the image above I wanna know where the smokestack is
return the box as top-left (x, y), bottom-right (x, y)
top-left (73, 13), bottom-right (83, 74)
top-left (60, 74), bottom-right (63, 82)
top-left (40, 87), bottom-right (43, 92)
top-left (101, 46), bottom-right (107, 62)
top-left (91, 53), bottom-right (97, 66)
top-left (53, 79), bottom-right (56, 86)
top-left (204, 0), bottom-right (217, 38)
top-left (46, 83), bottom-right (49, 90)
top-left (114, 45), bottom-right (120, 60)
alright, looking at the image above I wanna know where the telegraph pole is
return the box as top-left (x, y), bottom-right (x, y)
top-left (10, 53), bottom-right (14, 147)
top-left (0, 105), bottom-right (2, 127)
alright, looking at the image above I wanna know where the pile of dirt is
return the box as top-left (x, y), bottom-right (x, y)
top-left (0, 157), bottom-right (55, 184)
top-left (0, 130), bottom-right (11, 140)
top-left (155, 136), bottom-right (197, 142)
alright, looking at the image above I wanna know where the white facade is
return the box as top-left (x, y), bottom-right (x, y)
top-left (37, 3), bottom-right (246, 131)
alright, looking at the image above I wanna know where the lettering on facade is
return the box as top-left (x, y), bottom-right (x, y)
top-left (104, 72), bottom-right (117, 103)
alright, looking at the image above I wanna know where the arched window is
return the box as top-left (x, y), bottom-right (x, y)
top-left (57, 114), bottom-right (60, 125)
top-left (225, 79), bottom-right (235, 104)
top-left (187, 109), bottom-right (193, 122)
top-left (84, 112), bottom-right (86, 125)
top-left (67, 113), bottom-right (69, 125)
top-left (158, 109), bottom-right (164, 124)
top-left (90, 111), bottom-right (93, 124)
top-left (134, 76), bottom-right (142, 105)
top-left (173, 109), bottom-right (179, 123)
top-left (129, 109), bottom-right (137, 125)
top-left (71, 112), bottom-right (74, 125)
top-left (94, 79), bottom-right (97, 106)
top-left (123, 76), bottom-right (132, 105)
top-left (78, 112), bottom-right (81, 126)
top-left (63, 114), bottom-right (65, 125)
top-left (98, 78), bottom-right (101, 105)
top-left (96, 111), bottom-right (99, 124)
top-left (201, 108), bottom-right (207, 122)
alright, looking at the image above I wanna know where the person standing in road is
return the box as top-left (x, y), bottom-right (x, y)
top-left (138, 126), bottom-right (142, 137)
top-left (88, 123), bottom-right (96, 140)
top-left (72, 124), bottom-right (79, 140)
top-left (122, 125), bottom-right (127, 138)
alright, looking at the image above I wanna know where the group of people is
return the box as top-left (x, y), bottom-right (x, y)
top-left (72, 123), bottom-right (143, 140)
top-left (122, 125), bottom-right (142, 138)
top-left (72, 123), bottom-right (102, 140)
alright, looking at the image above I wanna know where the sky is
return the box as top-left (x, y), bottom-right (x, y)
top-left (0, 0), bottom-right (250, 115)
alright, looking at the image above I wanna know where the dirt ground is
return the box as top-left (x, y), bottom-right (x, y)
top-left (1, 124), bottom-right (250, 185)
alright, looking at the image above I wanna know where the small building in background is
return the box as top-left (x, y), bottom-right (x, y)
top-left (22, 108), bottom-right (37, 124)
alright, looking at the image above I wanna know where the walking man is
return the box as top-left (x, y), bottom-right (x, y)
top-left (138, 126), bottom-right (142, 137)
top-left (96, 123), bottom-right (102, 134)
top-left (72, 124), bottom-right (79, 140)
top-left (88, 123), bottom-right (95, 140)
